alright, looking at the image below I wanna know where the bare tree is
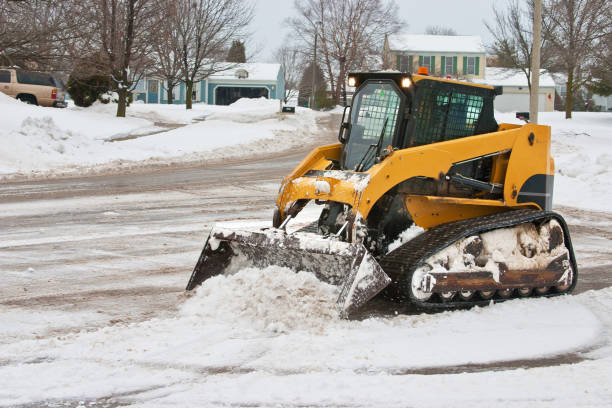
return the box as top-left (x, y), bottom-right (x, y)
top-left (0, 0), bottom-right (83, 73)
top-left (546, 0), bottom-right (611, 118)
top-left (86, 0), bottom-right (162, 117)
top-left (485, 0), bottom-right (555, 91)
top-left (175, 0), bottom-right (253, 109)
top-left (275, 45), bottom-right (301, 103)
top-left (425, 25), bottom-right (458, 36)
top-left (587, 30), bottom-right (612, 96)
top-left (288, 0), bottom-right (402, 105)
top-left (151, 0), bottom-right (182, 104)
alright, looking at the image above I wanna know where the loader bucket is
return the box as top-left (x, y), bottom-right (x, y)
top-left (186, 227), bottom-right (391, 318)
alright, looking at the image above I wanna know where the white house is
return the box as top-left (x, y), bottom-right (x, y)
top-left (476, 67), bottom-right (556, 112)
top-left (384, 34), bottom-right (486, 79)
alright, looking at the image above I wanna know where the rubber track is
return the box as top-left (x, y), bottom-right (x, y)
top-left (378, 209), bottom-right (579, 308)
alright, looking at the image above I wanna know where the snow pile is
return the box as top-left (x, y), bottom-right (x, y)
top-left (181, 266), bottom-right (340, 332)
top-left (206, 97), bottom-right (283, 123)
top-left (0, 279), bottom-right (604, 406)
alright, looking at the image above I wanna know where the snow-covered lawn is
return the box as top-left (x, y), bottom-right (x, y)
top-left (0, 94), bottom-right (324, 179)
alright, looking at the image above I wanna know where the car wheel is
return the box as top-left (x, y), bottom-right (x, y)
top-left (17, 95), bottom-right (37, 105)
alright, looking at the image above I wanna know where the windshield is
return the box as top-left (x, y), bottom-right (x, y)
top-left (343, 82), bottom-right (402, 171)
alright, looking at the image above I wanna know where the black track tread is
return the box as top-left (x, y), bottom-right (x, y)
top-left (379, 209), bottom-right (579, 308)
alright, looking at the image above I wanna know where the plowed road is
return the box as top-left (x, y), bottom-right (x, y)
top-left (1, 117), bottom-right (611, 407)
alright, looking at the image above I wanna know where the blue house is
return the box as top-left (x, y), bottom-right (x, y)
top-left (133, 63), bottom-right (284, 105)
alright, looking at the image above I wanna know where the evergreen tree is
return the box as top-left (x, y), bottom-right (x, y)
top-left (298, 62), bottom-right (326, 107)
top-left (226, 40), bottom-right (246, 63)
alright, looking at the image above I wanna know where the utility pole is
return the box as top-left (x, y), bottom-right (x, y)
top-left (310, 21), bottom-right (320, 110)
top-left (530, 0), bottom-right (542, 124)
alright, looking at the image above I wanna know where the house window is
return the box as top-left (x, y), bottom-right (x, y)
top-left (192, 81), bottom-right (200, 101)
top-left (134, 80), bottom-right (145, 91)
top-left (445, 57), bottom-right (454, 75)
top-left (399, 55), bottom-right (411, 72)
top-left (422, 56), bottom-right (432, 71)
top-left (465, 57), bottom-right (477, 75)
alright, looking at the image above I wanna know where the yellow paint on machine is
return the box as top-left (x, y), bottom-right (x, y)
top-left (276, 123), bottom-right (553, 230)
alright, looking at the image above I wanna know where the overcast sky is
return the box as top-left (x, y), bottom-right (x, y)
top-left (251, 0), bottom-right (498, 62)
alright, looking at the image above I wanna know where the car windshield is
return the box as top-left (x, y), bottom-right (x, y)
top-left (343, 82), bottom-right (402, 171)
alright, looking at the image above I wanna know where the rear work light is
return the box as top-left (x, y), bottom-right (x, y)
top-left (52, 89), bottom-right (57, 99)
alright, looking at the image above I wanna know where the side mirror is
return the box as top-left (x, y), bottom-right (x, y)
top-left (338, 105), bottom-right (351, 143)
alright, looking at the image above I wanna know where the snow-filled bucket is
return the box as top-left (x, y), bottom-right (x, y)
top-left (186, 227), bottom-right (391, 318)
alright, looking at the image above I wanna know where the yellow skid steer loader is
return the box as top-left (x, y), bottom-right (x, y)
top-left (186, 71), bottom-right (577, 318)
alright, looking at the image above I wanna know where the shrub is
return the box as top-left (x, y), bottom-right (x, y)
top-left (66, 74), bottom-right (111, 107)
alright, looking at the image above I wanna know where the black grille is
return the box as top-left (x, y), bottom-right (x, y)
top-left (407, 79), bottom-right (490, 147)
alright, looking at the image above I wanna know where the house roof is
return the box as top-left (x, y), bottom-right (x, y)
top-left (388, 34), bottom-right (485, 54)
top-left (209, 63), bottom-right (281, 81)
top-left (477, 67), bottom-right (556, 88)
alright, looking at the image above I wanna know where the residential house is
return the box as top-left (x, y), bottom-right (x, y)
top-left (133, 63), bottom-right (284, 105)
top-left (384, 34), bottom-right (486, 79)
top-left (476, 67), bottom-right (556, 112)
top-left (553, 74), bottom-right (612, 112)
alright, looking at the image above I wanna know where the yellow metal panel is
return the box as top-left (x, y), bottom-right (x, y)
top-left (502, 124), bottom-right (553, 208)
top-left (275, 124), bottom-right (552, 230)
top-left (404, 195), bottom-right (536, 229)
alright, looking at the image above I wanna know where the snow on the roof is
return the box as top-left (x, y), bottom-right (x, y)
top-left (477, 67), bottom-right (556, 88)
top-left (388, 34), bottom-right (485, 54)
top-left (209, 63), bottom-right (281, 81)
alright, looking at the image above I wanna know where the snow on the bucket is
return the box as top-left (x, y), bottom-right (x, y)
top-left (181, 266), bottom-right (340, 332)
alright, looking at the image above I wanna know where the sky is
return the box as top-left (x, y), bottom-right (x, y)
top-left (251, 0), bottom-right (498, 62)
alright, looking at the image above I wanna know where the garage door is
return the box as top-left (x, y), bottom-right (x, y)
top-left (494, 92), bottom-right (549, 113)
top-left (215, 86), bottom-right (269, 105)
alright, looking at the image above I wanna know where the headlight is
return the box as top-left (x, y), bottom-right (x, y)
top-left (347, 76), bottom-right (357, 87)
top-left (401, 77), bottom-right (411, 88)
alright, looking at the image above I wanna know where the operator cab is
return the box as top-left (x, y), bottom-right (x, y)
top-left (339, 73), bottom-right (410, 171)
top-left (338, 72), bottom-right (500, 172)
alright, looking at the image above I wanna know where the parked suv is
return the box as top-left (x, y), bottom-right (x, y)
top-left (0, 68), bottom-right (67, 108)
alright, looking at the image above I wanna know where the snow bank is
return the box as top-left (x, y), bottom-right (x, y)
top-left (0, 95), bottom-right (326, 179)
